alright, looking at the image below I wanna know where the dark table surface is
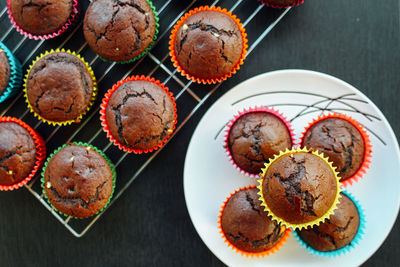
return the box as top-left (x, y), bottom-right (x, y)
top-left (0, 0), bottom-right (399, 266)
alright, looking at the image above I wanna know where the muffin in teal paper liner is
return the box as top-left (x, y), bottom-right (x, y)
top-left (41, 142), bottom-right (116, 219)
top-left (83, 0), bottom-right (159, 64)
top-left (293, 191), bottom-right (365, 258)
top-left (0, 42), bottom-right (22, 103)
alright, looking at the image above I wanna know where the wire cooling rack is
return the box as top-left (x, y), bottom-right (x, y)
top-left (0, 0), bottom-right (291, 237)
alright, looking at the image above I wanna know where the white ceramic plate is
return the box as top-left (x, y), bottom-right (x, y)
top-left (183, 69), bottom-right (400, 267)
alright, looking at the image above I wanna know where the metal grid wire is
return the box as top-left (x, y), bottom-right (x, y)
top-left (0, 0), bottom-right (291, 237)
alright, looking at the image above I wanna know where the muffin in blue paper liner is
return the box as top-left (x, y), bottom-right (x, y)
top-left (0, 42), bottom-right (22, 103)
top-left (293, 191), bottom-right (365, 258)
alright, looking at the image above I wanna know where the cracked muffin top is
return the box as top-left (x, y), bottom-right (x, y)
top-left (262, 152), bottom-right (338, 225)
top-left (0, 49), bottom-right (10, 95)
top-left (105, 79), bottom-right (175, 151)
top-left (10, 0), bottom-right (74, 35)
top-left (174, 10), bottom-right (243, 80)
top-left (221, 188), bottom-right (286, 253)
top-left (0, 122), bottom-right (36, 186)
top-left (227, 112), bottom-right (292, 174)
top-left (44, 144), bottom-right (114, 218)
top-left (26, 52), bottom-right (94, 123)
top-left (301, 118), bottom-right (365, 181)
top-left (296, 193), bottom-right (360, 251)
top-left (83, 0), bottom-right (157, 62)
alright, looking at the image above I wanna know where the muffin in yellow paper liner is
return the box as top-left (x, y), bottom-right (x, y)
top-left (23, 49), bottom-right (97, 126)
top-left (218, 185), bottom-right (291, 257)
top-left (257, 147), bottom-right (343, 230)
top-left (169, 5), bottom-right (248, 84)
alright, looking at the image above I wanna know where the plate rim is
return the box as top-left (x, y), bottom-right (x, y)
top-left (183, 69), bottom-right (400, 266)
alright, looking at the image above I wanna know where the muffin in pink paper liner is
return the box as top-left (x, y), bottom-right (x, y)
top-left (0, 116), bottom-right (46, 191)
top-left (218, 185), bottom-right (291, 257)
top-left (260, 0), bottom-right (304, 9)
top-left (223, 106), bottom-right (295, 178)
top-left (299, 113), bottom-right (372, 187)
top-left (7, 0), bottom-right (80, 40)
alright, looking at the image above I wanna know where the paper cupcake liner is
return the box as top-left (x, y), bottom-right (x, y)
top-left (169, 6), bottom-right (248, 84)
top-left (100, 75), bottom-right (178, 154)
top-left (223, 106), bottom-right (295, 178)
top-left (299, 113), bottom-right (372, 187)
top-left (259, 0), bottom-right (304, 9)
top-left (0, 117), bottom-right (46, 191)
top-left (0, 42), bottom-right (22, 103)
top-left (7, 0), bottom-right (80, 40)
top-left (40, 142), bottom-right (116, 219)
top-left (218, 185), bottom-right (291, 257)
top-left (257, 147), bottom-right (343, 230)
top-left (23, 48), bottom-right (97, 126)
top-left (293, 191), bottom-right (366, 258)
top-left (96, 0), bottom-right (159, 64)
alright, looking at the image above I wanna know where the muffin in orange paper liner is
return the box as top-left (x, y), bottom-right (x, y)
top-left (0, 117), bottom-right (46, 191)
top-left (260, 0), bottom-right (304, 9)
top-left (169, 6), bottom-right (248, 84)
top-left (299, 113), bottom-right (372, 187)
top-left (218, 185), bottom-right (290, 257)
top-left (223, 106), bottom-right (295, 178)
top-left (257, 147), bottom-right (343, 230)
top-left (100, 75), bottom-right (177, 154)
top-left (23, 49), bottom-right (97, 126)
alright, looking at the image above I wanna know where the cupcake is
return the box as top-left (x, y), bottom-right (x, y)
top-left (24, 49), bottom-right (97, 126)
top-left (300, 113), bottom-right (372, 186)
top-left (83, 0), bottom-right (159, 63)
top-left (257, 148), bottom-right (342, 230)
top-left (219, 186), bottom-right (290, 257)
top-left (224, 106), bottom-right (294, 177)
top-left (100, 76), bottom-right (177, 154)
top-left (169, 6), bottom-right (248, 84)
top-left (7, 0), bottom-right (80, 40)
top-left (42, 142), bottom-right (116, 218)
top-left (260, 0), bottom-right (304, 9)
top-left (295, 192), bottom-right (365, 257)
top-left (0, 117), bottom-right (46, 191)
top-left (0, 42), bottom-right (22, 103)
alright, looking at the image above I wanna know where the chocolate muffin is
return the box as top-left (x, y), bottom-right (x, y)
top-left (44, 144), bottom-right (114, 218)
top-left (83, 0), bottom-right (157, 62)
top-left (0, 49), bottom-right (10, 95)
top-left (227, 112), bottom-right (292, 174)
top-left (105, 80), bottom-right (176, 151)
top-left (262, 152), bottom-right (338, 225)
top-left (174, 10), bottom-right (243, 80)
top-left (297, 193), bottom-right (360, 251)
top-left (26, 52), bottom-right (94, 123)
top-left (10, 0), bottom-right (74, 35)
top-left (301, 118), bottom-right (365, 181)
top-left (221, 188), bottom-right (286, 253)
top-left (0, 122), bottom-right (36, 186)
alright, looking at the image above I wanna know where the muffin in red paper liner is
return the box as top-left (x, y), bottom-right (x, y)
top-left (7, 0), bottom-right (80, 40)
top-left (299, 113), bottom-right (372, 187)
top-left (218, 185), bottom-right (291, 257)
top-left (257, 148), bottom-right (342, 230)
top-left (100, 75), bottom-right (177, 154)
top-left (0, 117), bottom-right (46, 191)
top-left (260, 0), bottom-right (304, 9)
top-left (223, 106), bottom-right (295, 178)
top-left (169, 6), bottom-right (248, 84)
